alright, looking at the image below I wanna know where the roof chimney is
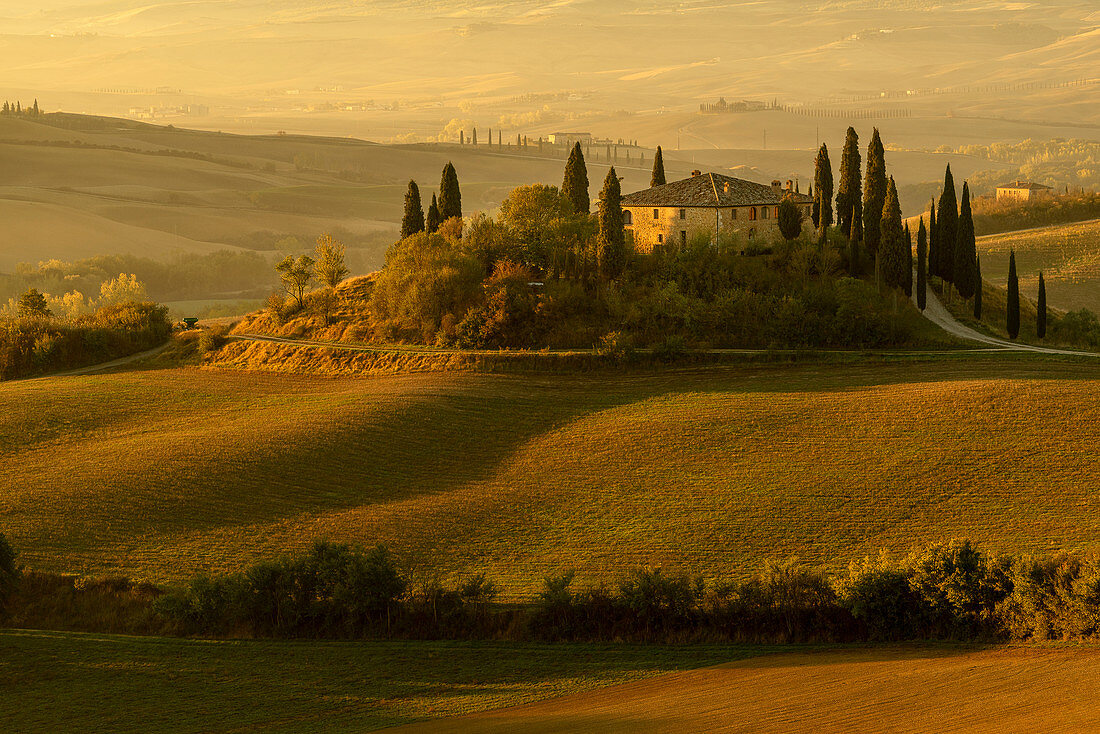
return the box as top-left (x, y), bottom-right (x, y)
top-left (771, 179), bottom-right (782, 193)
top-left (723, 181), bottom-right (730, 193)
top-left (691, 169), bottom-right (702, 177)
top-left (786, 179), bottom-right (794, 192)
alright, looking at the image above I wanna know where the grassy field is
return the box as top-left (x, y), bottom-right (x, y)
top-left (977, 218), bottom-right (1100, 313)
top-left (4, 356), bottom-right (1100, 596)
top-left (395, 646), bottom-right (1100, 733)
top-left (0, 630), bottom-right (758, 733)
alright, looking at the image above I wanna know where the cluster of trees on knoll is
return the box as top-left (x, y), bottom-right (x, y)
top-left (811, 128), bottom-right (1051, 341)
top-left (1, 99), bottom-right (41, 117)
top-left (349, 144), bottom-right (932, 350)
top-left (7, 532), bottom-right (1100, 644)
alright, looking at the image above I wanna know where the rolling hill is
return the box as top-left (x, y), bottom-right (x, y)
top-left (4, 356), bottom-right (1100, 597)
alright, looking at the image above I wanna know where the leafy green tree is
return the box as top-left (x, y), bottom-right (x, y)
top-left (563, 142), bottom-right (590, 215)
top-left (275, 254), bottom-right (315, 309)
top-left (953, 182), bottom-right (977, 299)
top-left (651, 146), bottom-right (666, 187)
top-left (17, 288), bottom-right (51, 318)
top-left (1007, 250), bottom-right (1020, 339)
top-left (916, 219), bottom-right (928, 311)
top-left (98, 273), bottom-right (147, 306)
top-left (498, 184), bottom-right (571, 269)
top-left (778, 197), bottom-right (803, 240)
top-left (439, 162), bottom-right (462, 221)
top-left (862, 128), bottom-right (887, 261)
top-left (836, 126), bottom-right (862, 240)
top-left (1037, 271), bottom-right (1047, 339)
top-left (813, 143), bottom-right (833, 243)
top-left (426, 193), bottom-right (442, 234)
top-left (400, 180), bottom-right (425, 239)
top-left (314, 234), bottom-right (349, 288)
top-left (974, 256), bottom-right (983, 320)
top-left (597, 167), bottom-right (625, 280)
top-left (935, 165), bottom-right (959, 282)
top-left (879, 177), bottom-right (907, 291)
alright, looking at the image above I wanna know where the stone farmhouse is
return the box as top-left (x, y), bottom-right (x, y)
top-left (621, 171), bottom-right (814, 253)
top-left (995, 180), bottom-right (1053, 203)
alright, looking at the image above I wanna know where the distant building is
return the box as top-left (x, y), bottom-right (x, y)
top-left (996, 180), bottom-right (1053, 203)
top-left (547, 132), bottom-right (592, 146)
top-left (621, 171), bottom-right (813, 253)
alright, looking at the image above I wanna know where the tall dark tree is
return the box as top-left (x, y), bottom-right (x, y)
top-left (1037, 271), bottom-right (1047, 339)
top-left (778, 197), bottom-right (803, 240)
top-left (916, 219), bottom-right (928, 310)
top-left (813, 143), bottom-right (833, 243)
top-left (1006, 250), bottom-right (1020, 339)
top-left (848, 204), bottom-right (862, 275)
top-left (836, 127), bottom-right (862, 239)
top-left (439, 162), bottom-right (462, 221)
top-left (862, 128), bottom-right (887, 261)
top-left (400, 180), bottom-right (424, 239)
top-left (953, 181), bottom-right (978, 299)
top-left (974, 256), bottom-right (983, 320)
top-left (927, 199), bottom-right (937, 277)
top-left (879, 177), bottom-right (907, 291)
top-left (904, 223), bottom-right (914, 298)
top-left (425, 193), bottom-right (442, 234)
top-left (597, 167), bottom-right (626, 281)
top-left (472, 127), bottom-right (478, 145)
top-left (563, 142), bottom-right (590, 215)
top-left (651, 146), bottom-right (666, 187)
top-left (935, 165), bottom-right (959, 282)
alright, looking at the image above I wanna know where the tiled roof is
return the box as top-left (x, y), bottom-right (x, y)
top-left (621, 172), bottom-right (813, 207)
top-left (997, 181), bottom-right (1053, 190)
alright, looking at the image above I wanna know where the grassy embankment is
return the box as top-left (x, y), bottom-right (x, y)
top-left (3, 356), bottom-right (1100, 596)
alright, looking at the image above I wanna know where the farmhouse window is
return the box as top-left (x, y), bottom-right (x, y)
top-left (623, 210), bottom-right (632, 225)
top-left (653, 209), bottom-right (659, 219)
top-left (749, 207), bottom-right (757, 221)
top-left (657, 233), bottom-right (664, 244)
top-left (730, 208), bottom-right (737, 220)
top-left (775, 206), bottom-right (780, 218)
top-left (761, 207), bottom-right (769, 219)
top-left (679, 208), bottom-right (686, 219)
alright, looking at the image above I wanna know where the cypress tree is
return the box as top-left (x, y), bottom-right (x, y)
top-left (916, 219), bottom-right (928, 310)
top-left (651, 146), bottom-right (666, 187)
top-left (1037, 271), bottom-right (1047, 339)
top-left (439, 162), bottom-right (462, 221)
top-left (563, 142), bottom-right (590, 215)
top-left (862, 128), bottom-right (887, 260)
top-left (904, 223), bottom-right (914, 297)
top-left (1007, 250), bottom-right (1020, 339)
top-left (597, 167), bottom-right (625, 281)
top-left (927, 199), bottom-right (937, 277)
top-left (426, 193), bottom-right (441, 234)
top-left (472, 128), bottom-right (478, 145)
top-left (849, 205), bottom-right (861, 276)
top-left (460, 130), bottom-right (465, 145)
top-left (32, 99), bottom-right (39, 116)
top-left (935, 165), bottom-right (959, 282)
top-left (879, 177), bottom-right (906, 291)
top-left (953, 181), bottom-right (977, 299)
top-left (974, 256), bottom-right (983, 320)
top-left (400, 180), bottom-right (424, 239)
top-left (836, 126), bottom-right (862, 239)
top-left (813, 143), bottom-right (833, 243)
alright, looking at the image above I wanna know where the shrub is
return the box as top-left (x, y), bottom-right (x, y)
top-left (839, 560), bottom-right (925, 640)
top-left (0, 533), bottom-right (19, 615)
top-left (616, 567), bottom-right (701, 638)
top-left (998, 555), bottom-right (1100, 640)
top-left (595, 330), bottom-right (635, 362)
top-left (651, 334), bottom-right (688, 362)
top-left (905, 540), bottom-right (1011, 638)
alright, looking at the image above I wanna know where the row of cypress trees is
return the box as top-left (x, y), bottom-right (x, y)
top-left (400, 163), bottom-right (463, 239)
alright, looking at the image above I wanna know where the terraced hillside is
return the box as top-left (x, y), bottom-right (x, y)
top-left (4, 356), bottom-right (1100, 595)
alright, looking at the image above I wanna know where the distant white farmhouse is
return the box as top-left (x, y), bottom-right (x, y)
top-left (996, 180), bottom-right (1053, 203)
top-left (547, 132), bottom-right (593, 146)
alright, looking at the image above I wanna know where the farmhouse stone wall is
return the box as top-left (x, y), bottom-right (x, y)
top-left (625, 203), bottom-right (812, 253)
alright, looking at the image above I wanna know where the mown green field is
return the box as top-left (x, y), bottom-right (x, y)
top-left (4, 356), bottom-right (1100, 596)
top-left (0, 630), bottom-right (755, 733)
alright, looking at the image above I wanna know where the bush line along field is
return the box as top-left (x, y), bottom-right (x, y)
top-left (4, 356), bottom-right (1100, 597)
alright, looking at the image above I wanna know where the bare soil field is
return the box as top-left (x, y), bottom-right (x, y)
top-left (393, 646), bottom-right (1100, 733)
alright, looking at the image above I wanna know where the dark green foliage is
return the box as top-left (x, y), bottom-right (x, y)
top-left (954, 182), bottom-right (977, 299)
top-left (841, 565), bottom-right (925, 641)
top-left (916, 220), bottom-right (928, 310)
top-left (1000, 555), bottom-right (1100, 640)
top-left (563, 143), bottom-right (590, 215)
top-left (935, 166), bottom-right (959, 281)
top-left (879, 177), bottom-right (907, 291)
top-left (651, 146), bottom-right (666, 187)
top-left (455, 261), bottom-right (544, 348)
top-left (778, 197), bottom-right (803, 240)
top-left (596, 167), bottom-right (625, 280)
top-left (974, 256), bottom-right (983, 319)
top-left (905, 540), bottom-right (1011, 638)
top-left (1037, 272), bottom-right (1047, 339)
top-left (439, 162), bottom-right (462, 221)
top-left (848, 208), bottom-right (861, 276)
top-left (400, 180), bottom-right (425, 239)
top-left (927, 200), bottom-right (937, 276)
top-left (836, 127), bottom-right (862, 239)
top-left (0, 534), bottom-right (18, 615)
top-left (1007, 250), bottom-right (1020, 339)
top-left (904, 224), bottom-right (913, 297)
top-left (425, 193), bottom-right (441, 234)
top-left (862, 128), bottom-right (887, 258)
top-left (813, 144), bottom-right (833, 241)
top-left (17, 288), bottom-right (51, 318)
